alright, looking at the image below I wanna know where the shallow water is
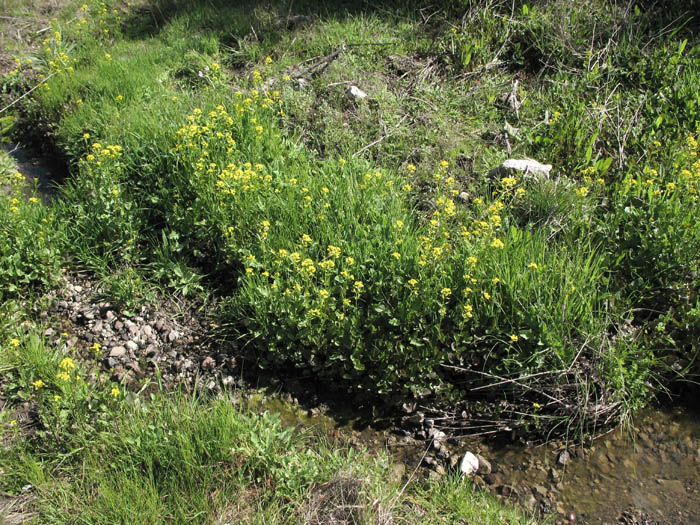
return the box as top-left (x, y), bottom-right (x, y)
top-left (248, 392), bottom-right (700, 524)
top-left (3, 142), bottom-right (63, 198)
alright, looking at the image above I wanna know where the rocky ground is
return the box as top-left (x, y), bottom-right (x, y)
top-left (32, 272), bottom-right (240, 394)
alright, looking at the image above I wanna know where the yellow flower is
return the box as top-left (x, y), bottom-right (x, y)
top-left (83, 132), bottom-right (91, 139)
top-left (407, 278), bottom-right (418, 287)
top-left (353, 281), bottom-right (364, 292)
top-left (265, 56), bottom-right (273, 65)
top-left (500, 176), bottom-right (517, 188)
top-left (439, 160), bottom-right (449, 169)
top-left (111, 386), bottom-right (120, 398)
top-left (301, 234), bottom-right (312, 246)
top-left (10, 419), bottom-right (17, 426)
top-left (301, 258), bottom-right (316, 274)
top-left (533, 402), bottom-right (542, 409)
top-left (510, 334), bottom-right (519, 343)
top-left (392, 252), bottom-right (401, 260)
top-left (440, 287), bottom-right (452, 300)
top-left (105, 53), bottom-right (112, 60)
top-left (9, 338), bottom-right (20, 347)
top-left (483, 291), bottom-right (491, 300)
top-left (57, 371), bottom-right (70, 381)
top-left (490, 238), bottom-right (505, 249)
top-left (528, 262), bottom-right (538, 269)
top-left (33, 379), bottom-right (45, 389)
top-left (54, 395), bottom-right (61, 402)
top-left (319, 289), bottom-right (330, 300)
top-left (462, 304), bottom-right (473, 319)
top-left (345, 256), bottom-right (355, 266)
top-left (327, 245), bottom-right (341, 258)
top-left (406, 163), bottom-right (416, 173)
top-left (492, 277), bottom-right (500, 284)
top-left (59, 357), bottom-right (76, 371)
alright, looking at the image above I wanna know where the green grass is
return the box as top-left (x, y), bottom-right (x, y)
top-left (0, 319), bottom-right (533, 524)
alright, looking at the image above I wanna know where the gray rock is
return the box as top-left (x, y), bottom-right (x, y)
top-left (523, 494), bottom-right (537, 512)
top-left (109, 345), bottom-right (126, 358)
top-left (113, 320), bottom-right (123, 331)
top-left (428, 428), bottom-right (447, 443)
top-left (558, 450), bottom-right (570, 466)
top-left (401, 401), bottom-right (416, 413)
top-left (484, 473), bottom-right (503, 486)
top-left (125, 340), bottom-right (138, 352)
top-left (406, 412), bottom-right (424, 426)
top-left (92, 320), bottom-right (103, 334)
top-left (105, 310), bottom-right (116, 321)
top-left (126, 362), bottom-right (143, 376)
top-left (477, 454), bottom-right (492, 474)
top-left (168, 329), bottom-right (180, 343)
top-left (141, 325), bottom-right (154, 341)
top-left (532, 484), bottom-right (548, 499)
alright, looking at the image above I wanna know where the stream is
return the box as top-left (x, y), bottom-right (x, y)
top-left (250, 394), bottom-right (700, 524)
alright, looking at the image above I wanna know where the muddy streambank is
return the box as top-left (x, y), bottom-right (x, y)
top-left (7, 145), bottom-right (700, 524)
top-left (248, 394), bottom-right (700, 524)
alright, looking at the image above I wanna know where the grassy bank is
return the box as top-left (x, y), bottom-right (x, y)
top-left (0, 0), bottom-right (699, 519)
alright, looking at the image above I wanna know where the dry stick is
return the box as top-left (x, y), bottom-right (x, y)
top-left (353, 114), bottom-right (408, 158)
top-left (0, 72), bottom-right (56, 115)
top-left (469, 369), bottom-right (567, 391)
top-left (393, 437), bottom-right (433, 503)
top-left (441, 364), bottom-right (570, 407)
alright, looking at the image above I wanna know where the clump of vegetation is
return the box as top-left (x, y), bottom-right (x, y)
top-left (0, 0), bottom-right (698, 510)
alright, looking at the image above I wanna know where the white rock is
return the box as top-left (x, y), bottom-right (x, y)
top-left (489, 158), bottom-right (552, 179)
top-left (460, 451), bottom-right (480, 476)
top-left (346, 85), bottom-right (368, 100)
